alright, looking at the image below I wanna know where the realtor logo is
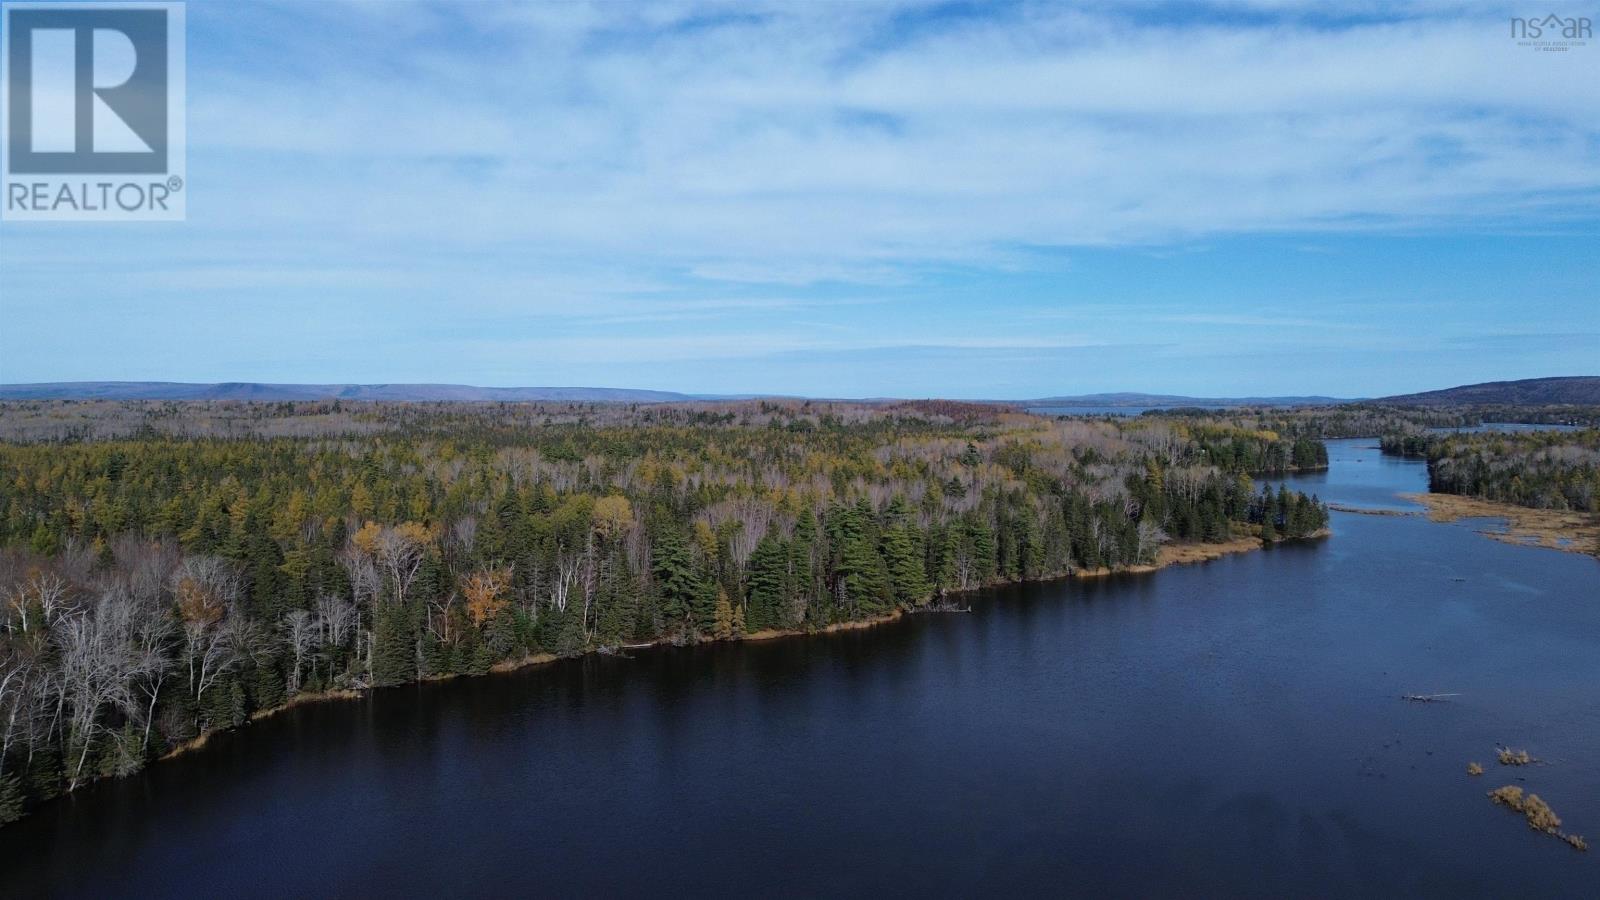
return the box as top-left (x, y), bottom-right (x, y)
top-left (2, 1), bottom-right (185, 220)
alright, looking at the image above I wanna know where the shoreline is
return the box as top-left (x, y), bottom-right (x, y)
top-left (1328, 503), bottom-right (1418, 517)
top-left (410, 531), bottom-right (1329, 673)
top-left (24, 529), bottom-right (1327, 817)
top-left (1402, 493), bottom-right (1600, 558)
top-left (160, 688), bottom-right (365, 761)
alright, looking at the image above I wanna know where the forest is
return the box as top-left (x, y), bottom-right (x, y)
top-left (1142, 404), bottom-right (1600, 441)
top-left (0, 399), bottom-right (1328, 824)
top-left (1380, 427), bottom-right (1600, 513)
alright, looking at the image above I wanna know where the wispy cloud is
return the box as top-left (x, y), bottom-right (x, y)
top-left (1, 1), bottom-right (1595, 395)
top-left (164, 2), bottom-right (1600, 263)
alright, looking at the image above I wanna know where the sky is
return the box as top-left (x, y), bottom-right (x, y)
top-left (1, 0), bottom-right (1597, 399)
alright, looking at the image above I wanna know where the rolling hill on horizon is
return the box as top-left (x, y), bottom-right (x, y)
top-left (0, 377), bottom-right (1593, 406)
top-left (0, 382), bottom-right (699, 403)
top-left (0, 382), bottom-right (1346, 406)
top-left (1374, 376), bottom-right (1600, 407)
top-left (1021, 391), bottom-right (1352, 407)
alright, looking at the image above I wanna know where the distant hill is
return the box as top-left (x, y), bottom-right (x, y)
top-left (0, 382), bottom-right (696, 403)
top-left (1375, 376), bottom-right (1600, 407)
top-left (1023, 392), bottom-right (1350, 408)
top-left (11, 379), bottom-right (1592, 407)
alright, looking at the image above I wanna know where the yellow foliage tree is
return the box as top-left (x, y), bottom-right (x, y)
top-left (352, 520), bottom-right (384, 555)
top-left (463, 567), bottom-right (512, 628)
top-left (175, 576), bottom-right (223, 627)
top-left (712, 586), bottom-right (735, 639)
top-left (592, 495), bottom-right (633, 540)
top-left (693, 521), bottom-right (718, 562)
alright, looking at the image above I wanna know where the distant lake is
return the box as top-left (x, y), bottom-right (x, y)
top-left (4, 440), bottom-right (1596, 897)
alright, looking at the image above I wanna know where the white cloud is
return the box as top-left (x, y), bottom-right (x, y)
top-left (3, 1), bottom-right (1596, 393)
top-left (130, 0), bottom-right (1596, 278)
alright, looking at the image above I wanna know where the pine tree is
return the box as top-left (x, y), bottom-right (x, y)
top-left (968, 517), bottom-right (997, 583)
top-left (371, 604), bottom-right (417, 687)
top-left (880, 500), bottom-right (930, 607)
top-left (746, 536), bottom-right (787, 632)
top-left (788, 510), bottom-right (817, 626)
top-left (652, 528), bottom-right (701, 632)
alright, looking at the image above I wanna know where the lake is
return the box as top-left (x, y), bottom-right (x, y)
top-left (3, 439), bottom-right (1596, 897)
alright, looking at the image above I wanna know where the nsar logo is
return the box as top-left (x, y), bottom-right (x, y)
top-left (1510, 13), bottom-right (1593, 51)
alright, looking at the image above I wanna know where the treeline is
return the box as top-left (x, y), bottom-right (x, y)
top-left (1147, 405), bottom-right (1600, 441)
top-left (0, 401), bottom-right (1326, 824)
top-left (1380, 428), bottom-right (1600, 513)
top-left (1187, 425), bottom-right (1327, 472)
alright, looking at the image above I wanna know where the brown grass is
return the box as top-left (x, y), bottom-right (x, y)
top-left (490, 652), bottom-right (559, 673)
top-left (1467, 761), bottom-right (1484, 776)
top-left (160, 730), bottom-right (216, 761)
top-left (1155, 536), bottom-right (1266, 567)
top-left (1327, 504), bottom-right (1417, 517)
top-left (1403, 493), bottom-right (1600, 558)
top-left (743, 609), bottom-right (906, 642)
top-left (248, 688), bottom-right (362, 723)
top-left (161, 688), bottom-right (366, 760)
top-left (1489, 786), bottom-right (1587, 850)
top-left (1489, 785), bottom-right (1558, 831)
top-left (1497, 746), bottom-right (1534, 766)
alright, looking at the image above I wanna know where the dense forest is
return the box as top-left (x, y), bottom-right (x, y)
top-left (1380, 427), bottom-right (1600, 513)
top-left (1140, 404), bottom-right (1600, 440)
top-left (0, 400), bottom-right (1328, 824)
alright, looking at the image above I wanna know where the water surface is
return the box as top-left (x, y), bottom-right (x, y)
top-left (4, 440), bottom-right (1596, 897)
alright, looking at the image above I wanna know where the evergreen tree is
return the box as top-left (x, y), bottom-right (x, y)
top-left (746, 536), bottom-right (787, 632)
top-left (881, 498), bottom-right (930, 607)
top-left (371, 604), bottom-right (417, 687)
top-left (651, 529), bottom-right (700, 632)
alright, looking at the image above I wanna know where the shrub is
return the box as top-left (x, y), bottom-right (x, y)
top-left (1496, 747), bottom-right (1533, 766)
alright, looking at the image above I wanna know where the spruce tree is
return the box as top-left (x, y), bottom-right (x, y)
top-left (651, 528), bottom-right (700, 631)
top-left (881, 520), bottom-right (930, 607)
top-left (371, 605), bottom-right (417, 687)
top-left (746, 536), bottom-right (787, 632)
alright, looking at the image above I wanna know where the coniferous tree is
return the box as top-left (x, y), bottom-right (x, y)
top-left (651, 529), bottom-right (700, 634)
top-left (371, 605), bottom-right (417, 687)
top-left (746, 536), bottom-right (787, 632)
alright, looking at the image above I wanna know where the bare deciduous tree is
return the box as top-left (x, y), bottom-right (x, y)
top-left (282, 610), bottom-right (320, 696)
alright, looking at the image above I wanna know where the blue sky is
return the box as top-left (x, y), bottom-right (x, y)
top-left (2, 0), bottom-right (1597, 398)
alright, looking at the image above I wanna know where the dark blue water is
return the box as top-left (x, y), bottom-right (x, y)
top-left (4, 441), bottom-right (1597, 897)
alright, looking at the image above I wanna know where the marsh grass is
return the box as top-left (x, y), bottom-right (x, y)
top-left (1496, 747), bottom-right (1534, 766)
top-left (1489, 786), bottom-right (1587, 851)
